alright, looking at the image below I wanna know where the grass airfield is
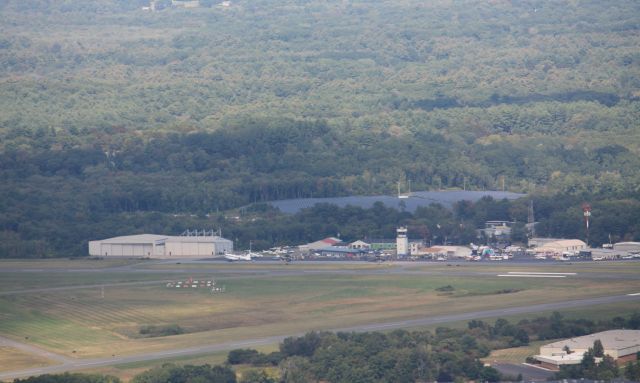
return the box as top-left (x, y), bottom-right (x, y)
top-left (1, 259), bottom-right (640, 380)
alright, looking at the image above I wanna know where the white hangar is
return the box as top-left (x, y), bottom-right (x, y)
top-left (88, 234), bottom-right (233, 258)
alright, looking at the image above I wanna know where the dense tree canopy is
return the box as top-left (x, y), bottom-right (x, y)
top-left (0, 0), bottom-right (639, 256)
top-left (131, 364), bottom-right (236, 383)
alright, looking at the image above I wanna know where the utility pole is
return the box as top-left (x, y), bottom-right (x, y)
top-left (527, 200), bottom-right (535, 239)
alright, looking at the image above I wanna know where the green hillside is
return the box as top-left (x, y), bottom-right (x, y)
top-left (1, 0), bottom-right (639, 256)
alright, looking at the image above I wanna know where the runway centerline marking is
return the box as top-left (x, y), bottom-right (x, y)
top-left (498, 274), bottom-right (566, 278)
top-left (507, 272), bottom-right (577, 275)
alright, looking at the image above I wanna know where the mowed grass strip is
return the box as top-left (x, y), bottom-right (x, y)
top-left (0, 259), bottom-right (142, 270)
top-left (409, 260), bottom-right (640, 276)
top-left (0, 346), bottom-right (58, 372)
top-left (19, 294), bottom-right (156, 330)
top-left (0, 271), bottom-right (175, 291)
top-left (0, 311), bottom-right (121, 353)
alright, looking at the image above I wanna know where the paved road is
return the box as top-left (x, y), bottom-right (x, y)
top-left (1, 293), bottom-right (640, 381)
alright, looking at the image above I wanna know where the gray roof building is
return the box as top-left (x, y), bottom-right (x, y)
top-left (535, 330), bottom-right (640, 370)
top-left (89, 234), bottom-right (233, 258)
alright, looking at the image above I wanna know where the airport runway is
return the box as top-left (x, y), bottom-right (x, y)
top-left (3, 259), bottom-right (640, 297)
top-left (3, 258), bottom-right (637, 275)
top-left (1, 292), bottom-right (640, 380)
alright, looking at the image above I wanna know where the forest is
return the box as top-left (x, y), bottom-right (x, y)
top-left (0, 0), bottom-right (639, 256)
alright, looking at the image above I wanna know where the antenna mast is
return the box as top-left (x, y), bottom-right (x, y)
top-left (527, 200), bottom-right (535, 238)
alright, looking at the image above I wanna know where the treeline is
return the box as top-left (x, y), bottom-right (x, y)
top-left (228, 330), bottom-right (500, 383)
top-left (4, 117), bottom-right (640, 198)
top-left (13, 373), bottom-right (121, 383)
top-left (2, 187), bottom-right (640, 257)
top-left (11, 365), bottom-right (237, 383)
top-left (2, 117), bottom-right (640, 257)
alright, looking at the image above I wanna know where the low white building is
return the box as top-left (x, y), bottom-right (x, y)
top-left (89, 234), bottom-right (233, 258)
top-left (409, 241), bottom-right (422, 255)
top-left (172, 0), bottom-right (200, 8)
top-left (528, 237), bottom-right (566, 248)
top-left (614, 242), bottom-right (640, 254)
top-left (299, 237), bottom-right (342, 252)
top-left (479, 220), bottom-right (513, 240)
top-left (415, 245), bottom-right (471, 259)
top-left (534, 330), bottom-right (640, 370)
top-left (590, 248), bottom-right (625, 260)
top-left (348, 240), bottom-right (371, 249)
top-left (534, 239), bottom-right (586, 255)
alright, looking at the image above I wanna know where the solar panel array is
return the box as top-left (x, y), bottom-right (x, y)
top-left (268, 191), bottom-right (525, 214)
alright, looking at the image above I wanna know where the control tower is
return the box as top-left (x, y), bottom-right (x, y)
top-left (396, 227), bottom-right (409, 257)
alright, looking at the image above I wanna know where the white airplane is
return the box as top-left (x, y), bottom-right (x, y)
top-left (244, 241), bottom-right (263, 259)
top-left (224, 252), bottom-right (252, 262)
top-left (247, 251), bottom-right (263, 258)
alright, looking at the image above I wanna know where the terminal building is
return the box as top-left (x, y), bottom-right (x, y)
top-left (88, 233), bottom-right (233, 258)
top-left (534, 330), bottom-right (640, 370)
